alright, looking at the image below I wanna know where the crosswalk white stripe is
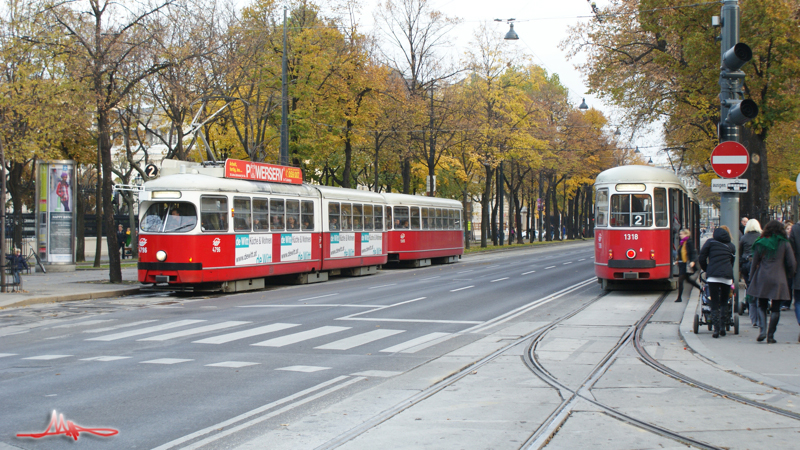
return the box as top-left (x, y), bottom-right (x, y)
top-left (206, 361), bottom-right (259, 368)
top-left (80, 356), bottom-right (131, 362)
top-left (83, 320), bottom-right (158, 333)
top-left (251, 326), bottom-right (350, 347)
top-left (193, 323), bottom-right (300, 344)
top-left (86, 320), bottom-right (206, 341)
top-left (380, 332), bottom-right (451, 353)
top-left (141, 358), bottom-right (193, 365)
top-left (138, 321), bottom-right (250, 341)
top-left (314, 329), bottom-right (405, 350)
top-left (23, 355), bottom-right (72, 360)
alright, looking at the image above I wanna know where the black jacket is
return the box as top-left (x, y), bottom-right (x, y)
top-left (699, 228), bottom-right (736, 279)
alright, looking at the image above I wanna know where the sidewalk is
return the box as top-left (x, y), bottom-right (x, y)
top-left (0, 263), bottom-right (140, 310)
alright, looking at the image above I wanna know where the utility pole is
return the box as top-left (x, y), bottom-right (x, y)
top-left (717, 0), bottom-right (758, 291)
top-left (280, 6), bottom-right (290, 166)
top-left (0, 142), bottom-right (5, 292)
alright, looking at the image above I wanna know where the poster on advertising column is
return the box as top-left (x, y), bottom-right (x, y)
top-left (36, 161), bottom-right (75, 264)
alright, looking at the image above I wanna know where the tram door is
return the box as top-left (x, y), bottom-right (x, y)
top-left (668, 188), bottom-right (683, 273)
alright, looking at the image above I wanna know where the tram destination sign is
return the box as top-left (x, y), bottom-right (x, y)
top-left (225, 159), bottom-right (303, 185)
top-left (711, 178), bottom-right (748, 193)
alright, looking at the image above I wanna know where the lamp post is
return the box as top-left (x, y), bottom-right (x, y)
top-left (280, 6), bottom-right (289, 166)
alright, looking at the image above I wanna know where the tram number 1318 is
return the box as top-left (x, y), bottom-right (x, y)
top-left (624, 233), bottom-right (639, 241)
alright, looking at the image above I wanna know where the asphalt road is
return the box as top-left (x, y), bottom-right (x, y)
top-left (1, 241), bottom-right (597, 450)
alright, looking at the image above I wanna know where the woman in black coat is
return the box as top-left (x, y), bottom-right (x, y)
top-left (740, 219), bottom-right (762, 326)
top-left (747, 220), bottom-right (796, 343)
top-left (675, 229), bottom-right (701, 303)
top-left (699, 226), bottom-right (736, 338)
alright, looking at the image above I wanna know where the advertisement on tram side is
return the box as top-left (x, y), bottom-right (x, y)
top-left (330, 232), bottom-right (355, 258)
top-left (280, 233), bottom-right (312, 261)
top-left (235, 234), bottom-right (272, 266)
top-left (361, 232), bottom-right (383, 255)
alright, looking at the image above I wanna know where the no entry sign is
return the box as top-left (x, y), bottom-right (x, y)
top-left (711, 141), bottom-right (749, 178)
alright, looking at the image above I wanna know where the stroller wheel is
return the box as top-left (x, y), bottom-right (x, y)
top-left (738, 300), bottom-right (746, 316)
top-left (734, 314), bottom-right (739, 335)
top-left (693, 314), bottom-right (699, 334)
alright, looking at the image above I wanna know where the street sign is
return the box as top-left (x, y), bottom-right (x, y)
top-left (711, 178), bottom-right (748, 193)
top-left (711, 141), bottom-right (749, 178)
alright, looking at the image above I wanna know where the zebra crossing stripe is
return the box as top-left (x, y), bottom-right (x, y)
top-left (86, 320), bottom-right (206, 341)
top-left (206, 361), bottom-right (259, 368)
top-left (193, 323), bottom-right (300, 344)
top-left (138, 321), bottom-right (250, 341)
top-left (251, 326), bottom-right (350, 347)
top-left (380, 332), bottom-right (451, 353)
top-left (314, 329), bottom-right (405, 350)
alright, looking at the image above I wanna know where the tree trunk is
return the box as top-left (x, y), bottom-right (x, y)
top-left (98, 110), bottom-right (121, 282)
top-left (76, 178), bottom-right (85, 262)
top-left (740, 128), bottom-right (769, 224)
top-left (481, 164), bottom-right (492, 248)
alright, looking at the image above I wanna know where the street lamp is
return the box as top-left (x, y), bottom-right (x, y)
top-left (497, 18), bottom-right (518, 41)
top-left (578, 98), bottom-right (589, 110)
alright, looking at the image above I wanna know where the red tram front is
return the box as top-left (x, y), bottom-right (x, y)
top-left (594, 165), bottom-right (699, 290)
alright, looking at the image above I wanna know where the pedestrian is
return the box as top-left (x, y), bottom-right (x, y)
top-left (675, 229), bottom-right (702, 303)
top-left (787, 220), bottom-right (800, 342)
top-left (740, 219), bottom-right (762, 327)
top-left (6, 248), bottom-right (28, 291)
top-left (740, 216), bottom-right (748, 236)
top-left (747, 220), bottom-right (796, 343)
top-left (699, 226), bottom-right (736, 338)
top-left (783, 221), bottom-right (794, 311)
top-left (116, 224), bottom-right (126, 259)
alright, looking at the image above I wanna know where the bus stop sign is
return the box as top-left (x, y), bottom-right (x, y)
top-left (711, 141), bottom-right (749, 178)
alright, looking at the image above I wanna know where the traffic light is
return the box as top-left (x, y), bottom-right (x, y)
top-left (718, 1), bottom-right (758, 141)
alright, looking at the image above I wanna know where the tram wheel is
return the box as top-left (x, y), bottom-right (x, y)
top-left (693, 314), bottom-right (699, 334)
top-left (734, 314), bottom-right (740, 335)
top-left (600, 278), bottom-right (609, 291)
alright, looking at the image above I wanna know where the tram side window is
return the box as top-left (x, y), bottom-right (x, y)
top-left (363, 204), bottom-right (373, 231)
top-left (410, 207), bottom-right (421, 230)
top-left (329, 202), bottom-right (340, 230)
top-left (654, 188), bottom-right (668, 227)
top-left (270, 199), bottom-right (285, 231)
top-left (385, 206), bottom-right (392, 230)
top-left (436, 208), bottom-right (443, 229)
top-left (352, 204), bottom-right (363, 231)
top-left (374, 205), bottom-right (383, 232)
top-left (253, 198), bottom-right (269, 231)
top-left (201, 197), bottom-right (228, 232)
top-left (421, 207), bottom-right (429, 230)
top-left (448, 210), bottom-right (455, 229)
top-left (455, 210), bottom-right (461, 229)
top-left (142, 202), bottom-right (198, 233)
top-left (285, 199), bottom-right (300, 230)
top-left (595, 189), bottom-right (608, 227)
top-left (610, 194), bottom-right (653, 227)
top-left (394, 206), bottom-right (409, 229)
top-left (233, 197), bottom-right (251, 232)
top-left (341, 203), bottom-right (352, 231)
top-left (301, 200), bottom-right (314, 231)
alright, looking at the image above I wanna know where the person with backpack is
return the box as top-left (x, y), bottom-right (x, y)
top-left (699, 226), bottom-right (736, 338)
top-left (747, 220), bottom-right (796, 343)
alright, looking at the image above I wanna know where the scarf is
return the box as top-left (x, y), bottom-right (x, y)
top-left (753, 234), bottom-right (788, 259)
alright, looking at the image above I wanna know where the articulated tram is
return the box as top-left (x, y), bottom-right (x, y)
top-left (594, 165), bottom-right (700, 290)
top-left (136, 159), bottom-right (463, 292)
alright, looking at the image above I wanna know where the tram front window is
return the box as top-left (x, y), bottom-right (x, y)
top-left (610, 194), bottom-right (653, 227)
top-left (141, 202), bottom-right (198, 233)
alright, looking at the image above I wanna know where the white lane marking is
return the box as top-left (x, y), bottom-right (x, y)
top-left (297, 293), bottom-right (339, 302)
top-left (206, 361), bottom-right (260, 368)
top-left (193, 323), bottom-right (300, 344)
top-left (351, 370), bottom-right (402, 378)
top-left (521, 271), bottom-right (536, 275)
top-left (490, 277), bottom-right (509, 282)
top-left (23, 355), bottom-right (72, 360)
top-left (138, 321), bottom-right (250, 342)
top-left (238, 304), bottom-right (383, 308)
top-left (340, 298), bottom-right (427, 321)
top-left (368, 284), bottom-right (397, 290)
top-left (275, 365), bottom-right (330, 373)
top-left (484, 264), bottom-right (499, 268)
top-left (380, 332), bottom-right (451, 353)
top-left (315, 329), bottom-right (405, 350)
top-left (341, 318), bottom-right (481, 324)
top-left (251, 326), bottom-right (350, 347)
top-left (80, 356), bottom-right (131, 362)
top-left (579, 258), bottom-right (587, 261)
top-left (545, 266), bottom-right (556, 269)
top-left (83, 320), bottom-right (158, 334)
top-left (141, 358), bottom-right (193, 365)
top-left (0, 353), bottom-right (17, 358)
top-left (456, 270), bottom-right (474, 274)
top-left (450, 286), bottom-right (474, 292)
top-left (563, 262), bottom-right (572, 265)
top-left (419, 276), bottom-right (441, 281)
top-left (52, 319), bottom-right (116, 329)
top-left (160, 377), bottom-right (364, 450)
top-left (86, 320), bottom-right (205, 341)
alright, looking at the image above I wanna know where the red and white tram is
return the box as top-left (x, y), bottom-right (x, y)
top-left (136, 159), bottom-right (463, 291)
top-left (594, 165), bottom-right (699, 290)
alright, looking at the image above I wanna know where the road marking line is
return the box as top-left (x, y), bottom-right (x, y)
top-left (0, 353), bottom-right (17, 358)
top-left (238, 304), bottom-right (383, 308)
top-left (275, 365), bottom-right (331, 372)
top-left (251, 326), bottom-right (350, 347)
top-left (578, 258), bottom-right (586, 261)
top-left (83, 320), bottom-right (158, 334)
top-left (140, 358), bottom-right (193, 365)
top-left (52, 319), bottom-right (116, 329)
top-left (545, 266), bottom-right (556, 269)
top-left (351, 370), bottom-right (402, 378)
top-left (340, 318), bottom-right (481, 324)
top-left (368, 284), bottom-right (397, 290)
top-left (490, 277), bottom-right (509, 282)
top-left (563, 262), bottom-right (572, 265)
top-left (521, 271), bottom-right (536, 275)
top-left (139, 321), bottom-right (250, 341)
top-left (380, 332), bottom-right (451, 353)
top-left (450, 286), bottom-right (474, 292)
top-left (456, 270), bottom-right (474, 274)
top-left (23, 355), bottom-right (72, 360)
top-left (80, 356), bottom-right (131, 362)
top-left (87, 320), bottom-right (205, 341)
top-left (193, 323), bottom-right (300, 344)
top-left (419, 276), bottom-right (441, 281)
top-left (315, 329), bottom-right (405, 350)
top-left (206, 361), bottom-right (259, 368)
top-left (297, 293), bottom-right (339, 302)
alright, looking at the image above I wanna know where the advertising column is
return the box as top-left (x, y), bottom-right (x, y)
top-left (35, 161), bottom-right (76, 271)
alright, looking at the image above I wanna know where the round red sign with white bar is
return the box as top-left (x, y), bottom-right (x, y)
top-left (711, 141), bottom-right (749, 179)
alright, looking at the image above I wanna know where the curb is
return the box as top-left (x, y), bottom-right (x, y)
top-left (0, 287), bottom-right (142, 310)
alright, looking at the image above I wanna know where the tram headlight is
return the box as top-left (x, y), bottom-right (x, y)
top-left (156, 250), bottom-right (167, 262)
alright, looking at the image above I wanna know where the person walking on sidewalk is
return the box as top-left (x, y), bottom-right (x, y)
top-left (740, 219), bottom-right (762, 326)
top-left (5, 248), bottom-right (28, 291)
top-left (675, 228), bottom-right (701, 303)
top-left (699, 226), bottom-right (736, 338)
top-left (116, 224), bottom-right (126, 260)
top-left (747, 220), bottom-right (796, 343)
top-left (787, 221), bottom-right (800, 342)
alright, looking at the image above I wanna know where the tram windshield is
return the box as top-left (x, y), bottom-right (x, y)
top-left (141, 202), bottom-right (198, 233)
top-left (610, 194), bottom-right (653, 227)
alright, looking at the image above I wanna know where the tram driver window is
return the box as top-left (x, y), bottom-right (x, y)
top-left (610, 194), bottom-right (653, 227)
top-left (200, 197), bottom-right (228, 232)
top-left (142, 202), bottom-right (198, 233)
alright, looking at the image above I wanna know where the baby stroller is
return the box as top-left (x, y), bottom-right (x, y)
top-left (693, 272), bottom-right (739, 335)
